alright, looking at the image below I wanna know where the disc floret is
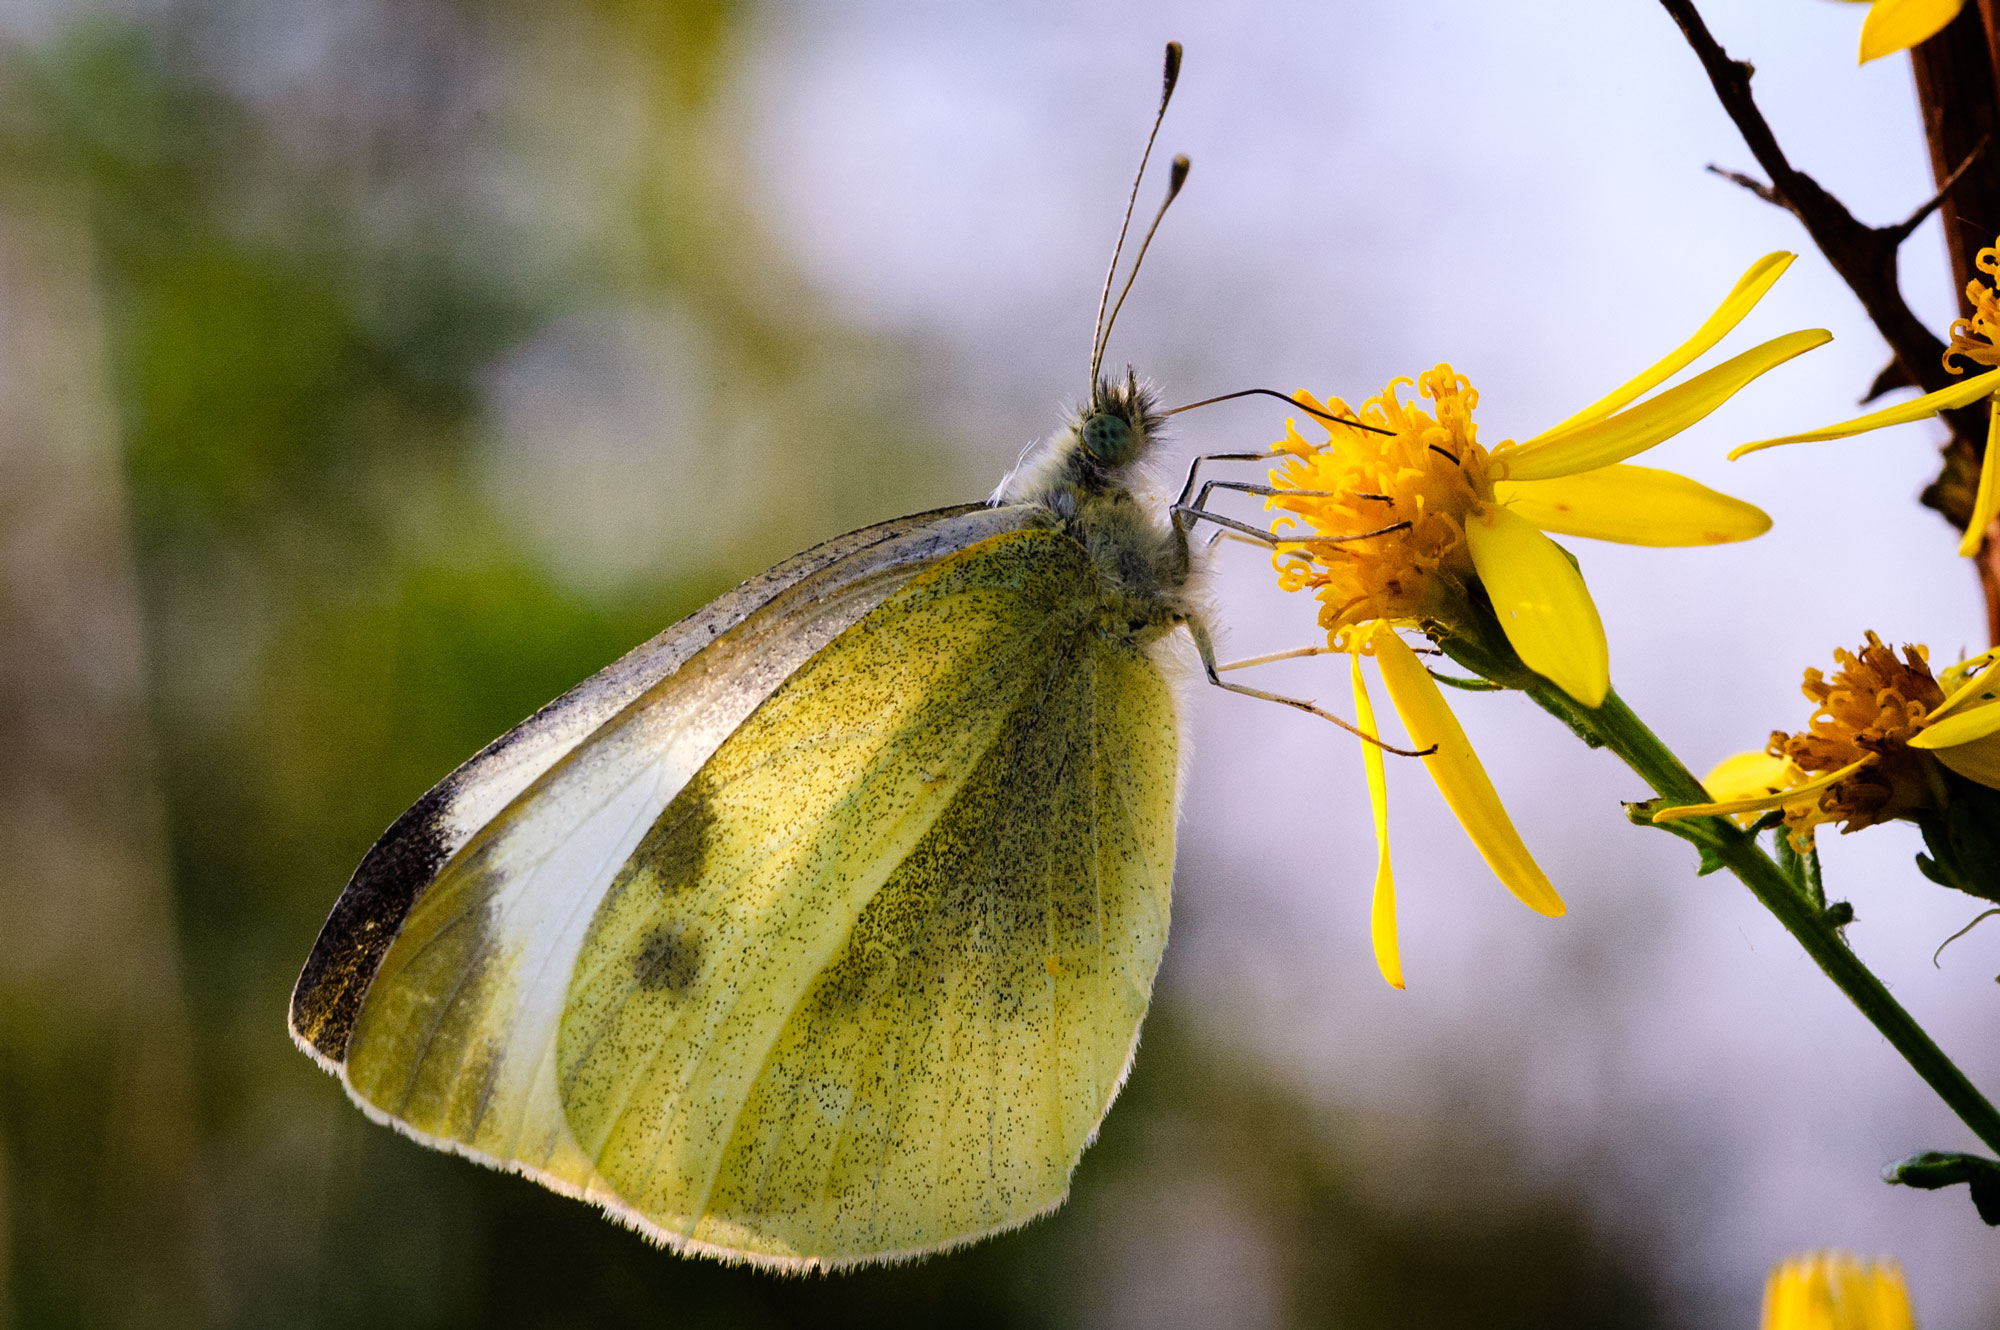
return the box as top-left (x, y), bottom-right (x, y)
top-left (1268, 366), bottom-right (1494, 644)
top-left (1663, 635), bottom-right (2000, 863)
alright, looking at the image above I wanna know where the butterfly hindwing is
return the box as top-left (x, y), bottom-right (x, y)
top-left (552, 526), bottom-right (1178, 1266)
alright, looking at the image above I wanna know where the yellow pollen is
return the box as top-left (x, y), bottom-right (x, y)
top-left (1268, 365), bottom-right (1497, 646)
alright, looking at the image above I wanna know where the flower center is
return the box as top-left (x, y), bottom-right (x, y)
top-left (1268, 364), bottom-right (1497, 646)
top-left (1771, 631), bottom-right (1947, 841)
top-left (1946, 238), bottom-right (2000, 373)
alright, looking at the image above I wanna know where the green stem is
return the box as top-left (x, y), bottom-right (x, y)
top-left (1579, 688), bottom-right (2000, 1158)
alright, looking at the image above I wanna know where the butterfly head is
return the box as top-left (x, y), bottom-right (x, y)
top-left (990, 372), bottom-right (1165, 507)
top-left (1078, 371), bottom-right (1161, 472)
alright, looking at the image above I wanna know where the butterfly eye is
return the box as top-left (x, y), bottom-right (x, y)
top-left (1081, 412), bottom-right (1137, 464)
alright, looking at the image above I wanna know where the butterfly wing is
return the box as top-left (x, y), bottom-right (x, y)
top-left (290, 502), bottom-right (1009, 1069)
top-left (336, 525), bottom-right (1179, 1268)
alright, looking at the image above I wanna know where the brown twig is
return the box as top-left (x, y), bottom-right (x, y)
top-left (1912, 0), bottom-right (2000, 307)
top-left (1704, 163), bottom-right (1782, 207)
top-left (1913, 1), bottom-right (2000, 643)
top-left (1887, 133), bottom-right (1989, 244)
top-left (1660, 0), bottom-right (1956, 397)
top-left (1661, 0), bottom-right (1999, 642)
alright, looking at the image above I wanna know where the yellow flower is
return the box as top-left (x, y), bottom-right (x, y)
top-left (1761, 1251), bottom-right (1916, 1330)
top-left (1271, 252), bottom-right (1818, 710)
top-left (1267, 253), bottom-right (1827, 987)
top-left (1658, 635), bottom-right (2000, 843)
top-left (1918, 642), bottom-right (2000, 786)
top-left (1838, 0), bottom-right (1963, 64)
top-left (1734, 234), bottom-right (2000, 558)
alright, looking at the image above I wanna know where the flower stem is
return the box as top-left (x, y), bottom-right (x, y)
top-left (1577, 687), bottom-right (2000, 1157)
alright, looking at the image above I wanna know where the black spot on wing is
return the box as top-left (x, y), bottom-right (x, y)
top-left (568, 764), bottom-right (722, 997)
top-left (633, 925), bottom-right (702, 993)
top-left (631, 772), bottom-right (721, 901)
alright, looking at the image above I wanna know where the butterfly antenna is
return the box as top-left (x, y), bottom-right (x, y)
top-left (1096, 152), bottom-right (1189, 382)
top-left (1089, 40), bottom-right (1183, 397)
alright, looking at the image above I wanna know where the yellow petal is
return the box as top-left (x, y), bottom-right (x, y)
top-left (1499, 329), bottom-right (1832, 480)
top-left (1934, 731), bottom-right (2000, 788)
top-left (1699, 750), bottom-right (1799, 828)
top-left (1464, 502), bottom-right (1609, 708)
top-left (1351, 651), bottom-right (1403, 990)
top-left (1925, 650), bottom-right (2000, 725)
top-left (1859, 0), bottom-right (1963, 62)
top-left (1704, 750), bottom-right (1796, 801)
top-left (1495, 465), bottom-right (1772, 546)
top-left (1731, 365), bottom-right (2000, 458)
top-left (1940, 645), bottom-right (2000, 695)
top-left (1652, 755), bottom-right (1875, 823)
top-left (1370, 625), bottom-right (1566, 917)
top-left (1872, 1263), bottom-right (1918, 1330)
top-left (1912, 699), bottom-right (2000, 749)
top-left (1760, 1263), bottom-right (1801, 1330)
top-left (1534, 253), bottom-right (1797, 437)
top-left (1762, 1253), bottom-right (1917, 1330)
top-left (1958, 397), bottom-right (2000, 556)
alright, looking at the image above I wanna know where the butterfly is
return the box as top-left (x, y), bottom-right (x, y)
top-left (288, 42), bottom-right (1364, 1270)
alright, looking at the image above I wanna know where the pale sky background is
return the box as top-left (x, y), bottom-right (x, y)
top-left (727, 1), bottom-right (1994, 1324)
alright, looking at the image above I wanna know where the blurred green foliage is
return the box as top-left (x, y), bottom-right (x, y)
top-left (0, 5), bottom-right (1667, 1326)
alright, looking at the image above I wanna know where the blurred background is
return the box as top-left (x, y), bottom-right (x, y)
top-left (1, 0), bottom-right (1995, 1325)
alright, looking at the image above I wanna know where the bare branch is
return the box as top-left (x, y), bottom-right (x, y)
top-left (1705, 163), bottom-right (1783, 207)
top-left (1660, 0), bottom-right (1959, 407)
top-left (1665, 0), bottom-right (2000, 638)
top-left (1888, 134), bottom-right (1991, 244)
top-left (1865, 356), bottom-right (1916, 404)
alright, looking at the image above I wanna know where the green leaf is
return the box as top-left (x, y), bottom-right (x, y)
top-left (1935, 777), bottom-right (2000, 902)
top-left (1427, 670), bottom-right (1505, 692)
top-left (1916, 785), bottom-right (2000, 903)
top-left (1883, 1150), bottom-right (2000, 1225)
top-left (1916, 851), bottom-right (1954, 890)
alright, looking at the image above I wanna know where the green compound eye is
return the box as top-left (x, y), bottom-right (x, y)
top-left (1080, 412), bottom-right (1137, 464)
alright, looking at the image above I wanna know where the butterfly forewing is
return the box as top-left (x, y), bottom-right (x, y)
top-left (553, 527), bottom-right (1177, 1266)
top-left (290, 503), bottom-right (1006, 1069)
top-left (319, 505), bottom-right (1039, 1188)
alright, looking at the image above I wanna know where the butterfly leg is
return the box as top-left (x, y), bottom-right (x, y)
top-left (1171, 504), bottom-right (1409, 547)
top-left (1185, 618), bottom-right (1433, 758)
top-left (1211, 643), bottom-right (1341, 671)
top-left (1174, 461), bottom-right (1396, 548)
top-left (1172, 451), bottom-right (1283, 510)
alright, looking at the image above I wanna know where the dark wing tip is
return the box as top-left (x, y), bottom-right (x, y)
top-left (289, 786), bottom-right (457, 1065)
